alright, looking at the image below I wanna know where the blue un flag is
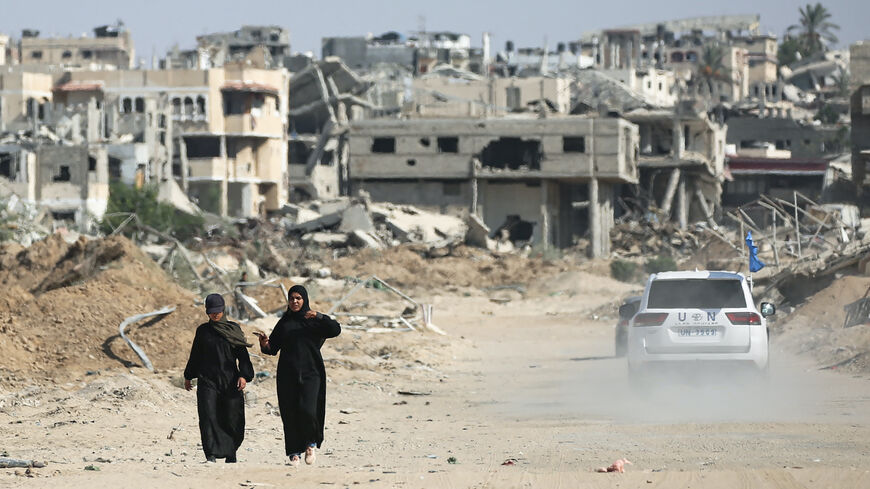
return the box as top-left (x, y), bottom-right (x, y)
top-left (745, 231), bottom-right (765, 273)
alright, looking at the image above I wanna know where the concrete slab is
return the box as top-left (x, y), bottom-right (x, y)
top-left (339, 204), bottom-right (376, 233)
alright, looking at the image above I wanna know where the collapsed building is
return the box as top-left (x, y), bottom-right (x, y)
top-left (347, 115), bottom-right (639, 255)
top-left (322, 31), bottom-right (474, 75)
top-left (287, 58), bottom-right (373, 201)
top-left (165, 25), bottom-right (292, 70)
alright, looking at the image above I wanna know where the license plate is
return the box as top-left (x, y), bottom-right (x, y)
top-left (677, 327), bottom-right (718, 337)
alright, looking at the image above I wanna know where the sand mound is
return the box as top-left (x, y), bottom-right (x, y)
top-left (775, 274), bottom-right (870, 373)
top-left (329, 245), bottom-right (565, 292)
top-left (0, 234), bottom-right (202, 380)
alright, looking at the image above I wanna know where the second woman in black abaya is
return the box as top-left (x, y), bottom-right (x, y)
top-left (256, 285), bottom-right (341, 466)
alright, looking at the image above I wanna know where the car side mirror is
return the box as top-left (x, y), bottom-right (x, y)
top-left (760, 302), bottom-right (776, 317)
top-left (618, 303), bottom-right (637, 319)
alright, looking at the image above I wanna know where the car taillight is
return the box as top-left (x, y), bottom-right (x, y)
top-left (726, 312), bottom-right (761, 325)
top-left (633, 312), bottom-right (668, 326)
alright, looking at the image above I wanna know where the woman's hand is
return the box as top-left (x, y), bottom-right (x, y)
top-left (254, 331), bottom-right (269, 349)
top-left (305, 310), bottom-right (317, 319)
top-left (184, 379), bottom-right (193, 391)
top-left (237, 377), bottom-right (247, 391)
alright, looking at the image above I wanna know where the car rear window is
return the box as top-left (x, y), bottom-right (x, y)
top-left (647, 279), bottom-right (746, 309)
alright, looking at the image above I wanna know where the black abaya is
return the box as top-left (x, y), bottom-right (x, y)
top-left (184, 322), bottom-right (254, 458)
top-left (262, 302), bottom-right (341, 456)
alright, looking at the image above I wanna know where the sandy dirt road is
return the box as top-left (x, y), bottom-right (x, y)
top-left (2, 292), bottom-right (870, 488)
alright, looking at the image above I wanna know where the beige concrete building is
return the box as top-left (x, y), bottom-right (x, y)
top-left (851, 41), bottom-right (870, 91)
top-left (0, 71), bottom-right (54, 132)
top-left (0, 143), bottom-right (109, 228)
top-left (409, 75), bottom-right (573, 117)
top-left (349, 115), bottom-right (639, 255)
top-left (0, 34), bottom-right (9, 66)
top-left (56, 67), bottom-right (289, 218)
top-left (625, 107), bottom-right (726, 228)
top-left (732, 35), bottom-right (778, 86)
top-left (18, 24), bottom-right (135, 69)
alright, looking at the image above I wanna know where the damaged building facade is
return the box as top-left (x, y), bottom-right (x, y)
top-left (41, 67), bottom-right (289, 218)
top-left (348, 116), bottom-right (639, 255)
top-left (288, 58), bottom-right (372, 201)
top-left (17, 22), bottom-right (135, 69)
top-left (624, 106), bottom-right (726, 228)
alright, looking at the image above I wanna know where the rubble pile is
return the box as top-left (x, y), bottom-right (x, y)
top-left (0, 234), bottom-right (202, 379)
top-left (0, 195), bottom-right (53, 247)
top-left (610, 219), bottom-right (703, 257)
top-left (281, 198), bottom-right (468, 251)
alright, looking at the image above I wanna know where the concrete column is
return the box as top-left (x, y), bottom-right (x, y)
top-left (660, 168), bottom-right (681, 217)
top-left (220, 135), bottom-right (228, 217)
top-left (241, 182), bottom-right (254, 217)
top-left (179, 137), bottom-right (189, 193)
top-left (589, 178), bottom-right (601, 257)
top-left (673, 120), bottom-right (684, 159)
top-left (540, 181), bottom-right (550, 249)
top-left (677, 176), bottom-right (688, 230)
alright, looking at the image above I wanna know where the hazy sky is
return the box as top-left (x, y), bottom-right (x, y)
top-left (2, 0), bottom-right (868, 62)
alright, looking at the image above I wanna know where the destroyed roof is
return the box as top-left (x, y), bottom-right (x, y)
top-left (571, 69), bottom-right (651, 114)
top-left (419, 64), bottom-right (484, 81)
top-left (727, 156), bottom-right (829, 175)
top-left (581, 14), bottom-right (760, 41)
top-left (221, 81), bottom-right (279, 95)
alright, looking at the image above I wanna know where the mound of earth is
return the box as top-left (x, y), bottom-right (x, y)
top-left (0, 234), bottom-right (202, 381)
top-left (775, 274), bottom-right (870, 373)
top-left (329, 245), bottom-right (567, 292)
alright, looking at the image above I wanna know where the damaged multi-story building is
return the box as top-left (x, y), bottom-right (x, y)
top-left (347, 115), bottom-right (639, 255)
top-left (16, 22), bottom-right (135, 69)
top-left (322, 31), bottom-right (473, 75)
top-left (164, 25), bottom-right (292, 70)
top-left (287, 57), bottom-right (372, 201)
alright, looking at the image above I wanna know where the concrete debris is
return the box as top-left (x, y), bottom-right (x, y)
top-left (283, 198), bottom-right (472, 252)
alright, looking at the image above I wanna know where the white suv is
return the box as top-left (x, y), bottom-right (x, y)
top-left (625, 270), bottom-right (774, 374)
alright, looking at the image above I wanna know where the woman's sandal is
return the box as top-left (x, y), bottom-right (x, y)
top-left (305, 446), bottom-right (316, 465)
top-left (289, 454), bottom-right (301, 467)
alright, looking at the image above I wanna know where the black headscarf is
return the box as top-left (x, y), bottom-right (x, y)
top-left (287, 284), bottom-right (311, 318)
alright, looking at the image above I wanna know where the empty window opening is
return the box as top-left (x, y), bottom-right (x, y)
top-left (0, 153), bottom-right (13, 178)
top-left (135, 97), bottom-right (145, 113)
top-left (321, 150), bottom-right (334, 166)
top-left (108, 157), bottom-right (122, 180)
top-left (196, 95), bottom-right (206, 115)
top-left (685, 51), bottom-right (698, 62)
top-left (52, 165), bottom-right (71, 182)
top-left (185, 137), bottom-right (221, 158)
top-left (406, 159), bottom-right (416, 166)
top-left (31, 50), bottom-right (43, 60)
top-left (479, 137), bottom-right (542, 170)
top-left (183, 97), bottom-right (194, 116)
top-left (88, 156), bottom-right (96, 172)
top-left (288, 141), bottom-right (310, 164)
top-left (122, 98), bottom-right (132, 114)
top-left (563, 137), bottom-right (586, 153)
top-left (62, 50), bottom-right (72, 59)
top-left (159, 114), bottom-right (167, 128)
top-left (51, 211), bottom-right (75, 222)
top-left (670, 52), bottom-right (684, 63)
top-left (171, 97), bottom-right (181, 115)
top-left (419, 137), bottom-right (431, 147)
top-left (371, 137), bottom-right (395, 153)
top-left (437, 137), bottom-right (459, 153)
top-left (491, 215), bottom-right (535, 243)
top-left (81, 49), bottom-right (93, 59)
top-left (442, 182), bottom-right (460, 196)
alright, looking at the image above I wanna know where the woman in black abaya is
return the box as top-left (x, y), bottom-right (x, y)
top-left (184, 293), bottom-right (254, 463)
top-left (256, 285), bottom-right (341, 466)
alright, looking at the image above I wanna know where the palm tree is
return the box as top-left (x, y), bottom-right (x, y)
top-left (787, 3), bottom-right (839, 56)
top-left (694, 44), bottom-right (731, 97)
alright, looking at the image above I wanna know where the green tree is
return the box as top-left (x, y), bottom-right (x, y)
top-left (777, 36), bottom-right (804, 67)
top-left (787, 3), bottom-right (840, 56)
top-left (100, 183), bottom-right (205, 241)
top-left (695, 44), bottom-right (731, 96)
